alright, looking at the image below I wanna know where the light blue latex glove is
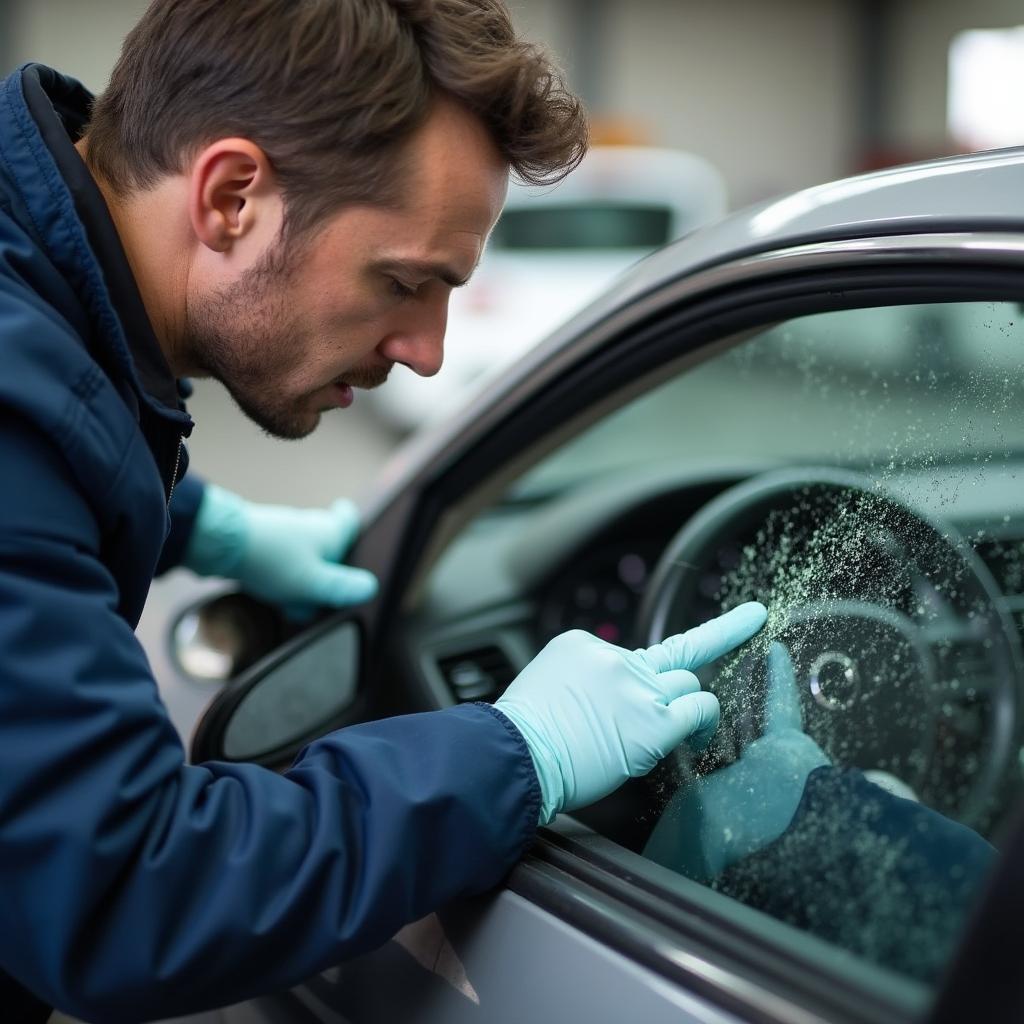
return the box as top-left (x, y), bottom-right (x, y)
top-left (644, 642), bottom-right (828, 882)
top-left (495, 603), bottom-right (768, 825)
top-left (182, 484), bottom-right (379, 611)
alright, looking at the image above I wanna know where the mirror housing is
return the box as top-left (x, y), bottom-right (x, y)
top-left (190, 617), bottom-right (364, 766)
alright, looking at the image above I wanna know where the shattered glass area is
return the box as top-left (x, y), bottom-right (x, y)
top-left (525, 300), bottom-right (1024, 985)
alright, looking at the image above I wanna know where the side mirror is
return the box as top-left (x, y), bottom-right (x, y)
top-left (190, 618), bottom-right (364, 766)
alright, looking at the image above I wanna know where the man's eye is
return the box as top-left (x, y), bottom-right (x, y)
top-left (389, 278), bottom-right (418, 300)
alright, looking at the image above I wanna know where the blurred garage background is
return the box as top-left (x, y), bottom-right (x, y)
top-left (3, 0), bottom-right (1024, 737)
top-left (6, 0), bottom-right (1024, 496)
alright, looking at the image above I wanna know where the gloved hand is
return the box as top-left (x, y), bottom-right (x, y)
top-left (644, 642), bottom-right (828, 881)
top-left (495, 602), bottom-right (768, 825)
top-left (182, 484), bottom-right (379, 611)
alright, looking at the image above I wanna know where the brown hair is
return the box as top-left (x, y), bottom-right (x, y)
top-left (84, 0), bottom-right (588, 240)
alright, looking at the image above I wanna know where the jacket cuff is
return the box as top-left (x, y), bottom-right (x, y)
top-left (474, 702), bottom-right (543, 835)
top-left (179, 482), bottom-right (249, 579)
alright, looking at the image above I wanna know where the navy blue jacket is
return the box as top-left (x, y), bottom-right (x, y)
top-left (0, 65), bottom-right (539, 1021)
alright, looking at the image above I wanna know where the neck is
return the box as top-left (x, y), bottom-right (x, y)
top-left (75, 138), bottom-right (193, 376)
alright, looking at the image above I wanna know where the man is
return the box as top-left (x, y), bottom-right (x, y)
top-left (0, 1), bottom-right (767, 1019)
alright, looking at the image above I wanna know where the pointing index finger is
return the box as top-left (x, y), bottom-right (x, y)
top-left (641, 602), bottom-right (768, 673)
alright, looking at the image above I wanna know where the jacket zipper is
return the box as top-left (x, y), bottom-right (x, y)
top-left (167, 439), bottom-right (182, 507)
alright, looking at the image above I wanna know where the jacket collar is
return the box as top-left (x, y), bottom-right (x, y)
top-left (3, 64), bottom-right (191, 430)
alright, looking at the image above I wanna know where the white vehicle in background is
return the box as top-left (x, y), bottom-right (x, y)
top-left (368, 145), bottom-right (727, 432)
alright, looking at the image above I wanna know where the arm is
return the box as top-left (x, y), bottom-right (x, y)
top-left (2, 410), bottom-right (769, 1021)
top-left (716, 765), bottom-right (995, 982)
top-left (0, 418), bottom-right (539, 1021)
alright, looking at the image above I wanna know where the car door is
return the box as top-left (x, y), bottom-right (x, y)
top-left (185, 223), bottom-right (1024, 1024)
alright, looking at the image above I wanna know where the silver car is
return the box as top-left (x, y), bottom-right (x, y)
top-left (166, 146), bottom-right (1024, 1023)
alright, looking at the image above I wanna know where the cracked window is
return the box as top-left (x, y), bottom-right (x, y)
top-left (520, 300), bottom-right (1024, 987)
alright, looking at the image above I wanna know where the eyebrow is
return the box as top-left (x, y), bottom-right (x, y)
top-left (374, 258), bottom-right (474, 289)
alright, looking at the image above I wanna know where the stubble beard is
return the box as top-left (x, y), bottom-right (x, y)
top-left (185, 244), bottom-right (328, 440)
top-left (185, 239), bottom-right (395, 439)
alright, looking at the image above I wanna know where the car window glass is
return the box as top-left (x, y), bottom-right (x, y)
top-left (431, 300), bottom-right (1024, 990)
top-left (491, 204), bottom-right (674, 249)
top-left (517, 302), bottom-right (1024, 495)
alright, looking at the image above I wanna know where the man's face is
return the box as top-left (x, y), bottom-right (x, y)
top-left (185, 100), bottom-right (508, 439)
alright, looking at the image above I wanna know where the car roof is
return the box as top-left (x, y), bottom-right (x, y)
top-left (604, 145), bottom-right (1024, 310)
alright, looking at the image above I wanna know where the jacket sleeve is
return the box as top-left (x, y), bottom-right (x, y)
top-left (0, 417), bottom-right (540, 1022)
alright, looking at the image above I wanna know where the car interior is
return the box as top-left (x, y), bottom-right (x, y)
top-left (391, 298), bottom-right (1024, 991)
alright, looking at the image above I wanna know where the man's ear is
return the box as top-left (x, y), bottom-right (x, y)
top-left (187, 138), bottom-right (280, 254)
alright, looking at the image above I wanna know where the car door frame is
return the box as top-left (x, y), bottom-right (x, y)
top-left (357, 234), bottom-right (1024, 709)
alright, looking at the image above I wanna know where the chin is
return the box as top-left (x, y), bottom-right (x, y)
top-left (232, 393), bottom-right (320, 441)
top-left (272, 409), bottom-right (322, 440)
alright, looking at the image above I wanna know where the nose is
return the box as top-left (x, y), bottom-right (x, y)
top-left (378, 297), bottom-right (447, 378)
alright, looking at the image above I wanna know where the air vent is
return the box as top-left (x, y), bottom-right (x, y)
top-left (436, 645), bottom-right (516, 702)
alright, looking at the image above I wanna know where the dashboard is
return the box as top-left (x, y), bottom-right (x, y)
top-left (406, 465), bottom-right (758, 705)
top-left (409, 459), bottom-right (1024, 697)
top-left (398, 458), bottom-right (1024, 838)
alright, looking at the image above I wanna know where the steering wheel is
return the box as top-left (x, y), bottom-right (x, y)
top-left (637, 467), bottom-right (1021, 827)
